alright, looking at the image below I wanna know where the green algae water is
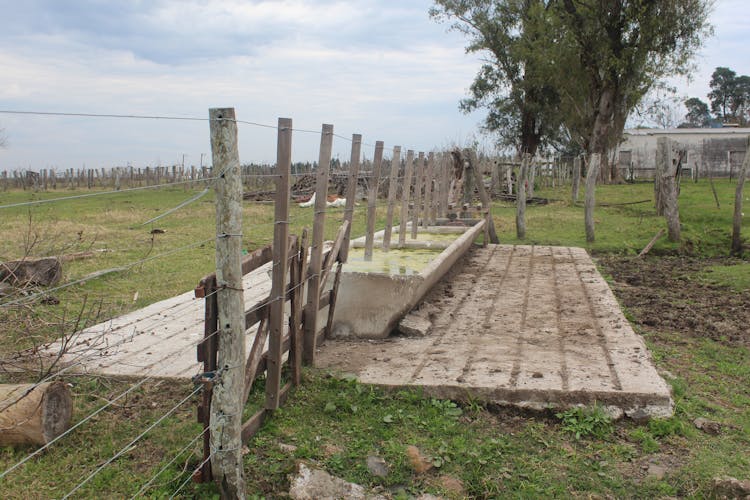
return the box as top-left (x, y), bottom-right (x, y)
top-left (376, 232), bottom-right (459, 243)
top-left (344, 247), bottom-right (442, 275)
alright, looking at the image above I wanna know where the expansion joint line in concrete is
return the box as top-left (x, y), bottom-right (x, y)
top-left (569, 247), bottom-right (622, 391)
top-left (551, 248), bottom-right (570, 391)
top-left (508, 244), bottom-right (535, 388)
top-left (458, 245), bottom-right (516, 383)
top-left (408, 245), bottom-right (499, 383)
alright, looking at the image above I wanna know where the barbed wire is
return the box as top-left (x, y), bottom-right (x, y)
top-left (61, 384), bottom-right (205, 499)
top-left (169, 453), bottom-right (213, 499)
top-left (130, 426), bottom-right (210, 498)
top-left (0, 237), bottom-right (216, 308)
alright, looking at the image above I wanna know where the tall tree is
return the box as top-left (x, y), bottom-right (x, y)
top-left (430, 0), bottom-right (563, 156)
top-left (708, 67), bottom-right (738, 122)
top-left (553, 0), bottom-right (712, 159)
top-left (682, 97), bottom-right (712, 128)
top-left (708, 67), bottom-right (750, 126)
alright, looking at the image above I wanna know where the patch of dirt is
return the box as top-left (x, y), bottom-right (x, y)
top-left (597, 255), bottom-right (750, 346)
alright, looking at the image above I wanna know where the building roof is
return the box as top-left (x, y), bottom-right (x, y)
top-left (624, 127), bottom-right (750, 137)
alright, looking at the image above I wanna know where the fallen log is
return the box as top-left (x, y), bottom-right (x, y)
top-left (0, 381), bottom-right (73, 446)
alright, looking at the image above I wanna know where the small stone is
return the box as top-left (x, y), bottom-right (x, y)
top-left (279, 443), bottom-right (298, 454)
top-left (712, 476), bottom-right (750, 499)
top-left (398, 313), bottom-right (432, 337)
top-left (694, 417), bottom-right (722, 435)
top-left (647, 464), bottom-right (667, 481)
top-left (289, 462), bottom-right (387, 500)
top-left (366, 455), bottom-right (389, 478)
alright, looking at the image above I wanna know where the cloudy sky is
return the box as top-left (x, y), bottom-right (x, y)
top-left (0, 0), bottom-right (747, 170)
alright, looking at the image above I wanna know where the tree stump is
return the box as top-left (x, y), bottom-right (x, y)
top-left (0, 381), bottom-right (73, 446)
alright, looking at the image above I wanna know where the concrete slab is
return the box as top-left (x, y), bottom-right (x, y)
top-left (315, 244), bottom-right (674, 418)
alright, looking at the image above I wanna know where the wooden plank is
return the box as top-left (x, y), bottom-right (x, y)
top-left (319, 220), bottom-right (349, 296)
top-left (303, 124), bottom-right (333, 366)
top-left (398, 150), bottom-right (415, 247)
top-left (364, 141), bottom-right (385, 261)
top-left (411, 152), bottom-right (425, 239)
top-left (240, 408), bottom-right (267, 443)
top-left (340, 134), bottom-right (362, 263)
top-left (324, 262), bottom-right (343, 339)
top-left (382, 146), bottom-right (402, 251)
top-left (266, 117), bottom-right (292, 411)
top-left (289, 229), bottom-right (307, 385)
top-left (197, 244), bottom-right (273, 291)
top-left (243, 316), bottom-right (269, 405)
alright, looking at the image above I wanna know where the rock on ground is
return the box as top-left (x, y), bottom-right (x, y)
top-left (712, 476), bottom-right (750, 499)
top-left (398, 312), bottom-right (431, 337)
top-left (289, 462), bottom-right (387, 500)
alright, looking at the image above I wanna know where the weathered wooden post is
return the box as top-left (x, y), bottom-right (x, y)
top-left (340, 134), bottom-right (362, 263)
top-left (423, 152), bottom-right (435, 226)
top-left (398, 150), bottom-right (415, 247)
top-left (266, 117), bottom-right (292, 412)
top-left (657, 138), bottom-right (681, 242)
top-left (466, 150), bottom-right (499, 244)
top-left (364, 141), bottom-right (384, 260)
top-left (208, 107), bottom-right (246, 498)
top-left (584, 153), bottom-right (601, 243)
top-left (382, 145), bottom-right (401, 251)
top-left (303, 124), bottom-right (333, 365)
top-left (516, 155), bottom-right (528, 239)
top-left (731, 137), bottom-right (750, 256)
top-left (411, 152), bottom-right (425, 239)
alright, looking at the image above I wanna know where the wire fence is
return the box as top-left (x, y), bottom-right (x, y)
top-left (0, 108), bottom-right (387, 497)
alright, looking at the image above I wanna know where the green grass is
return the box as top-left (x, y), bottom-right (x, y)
top-left (1, 177), bottom-right (749, 497)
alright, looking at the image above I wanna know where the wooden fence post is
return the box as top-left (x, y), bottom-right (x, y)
top-left (423, 152), bottom-right (435, 226)
top-left (303, 124), bottom-right (333, 366)
top-left (340, 134), bottom-right (362, 263)
top-left (398, 150), bottom-right (415, 247)
top-left (731, 137), bottom-right (750, 256)
top-left (584, 153), bottom-right (601, 243)
top-left (411, 152), bottom-right (424, 239)
top-left (364, 141), bottom-right (384, 260)
top-left (266, 118), bottom-right (293, 410)
top-left (382, 145), bottom-right (401, 251)
top-left (208, 107), bottom-right (246, 498)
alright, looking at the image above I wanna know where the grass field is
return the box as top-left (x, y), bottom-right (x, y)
top-left (0, 177), bottom-right (749, 498)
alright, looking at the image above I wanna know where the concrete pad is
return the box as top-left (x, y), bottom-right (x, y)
top-left (316, 245), bottom-right (674, 418)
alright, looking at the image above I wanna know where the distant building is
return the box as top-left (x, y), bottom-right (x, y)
top-left (618, 127), bottom-right (750, 179)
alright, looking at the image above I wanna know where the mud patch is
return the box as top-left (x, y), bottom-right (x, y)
top-left (597, 256), bottom-right (750, 346)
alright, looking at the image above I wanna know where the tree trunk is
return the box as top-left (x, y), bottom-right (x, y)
top-left (516, 155), bottom-right (528, 239)
top-left (571, 156), bottom-right (582, 204)
top-left (0, 382), bottom-right (72, 446)
top-left (731, 138), bottom-right (750, 255)
top-left (584, 153), bottom-right (601, 243)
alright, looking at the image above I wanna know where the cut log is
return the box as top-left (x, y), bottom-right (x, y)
top-left (0, 381), bottom-right (73, 446)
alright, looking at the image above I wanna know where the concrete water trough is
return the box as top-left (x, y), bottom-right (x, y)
top-left (331, 220), bottom-right (486, 339)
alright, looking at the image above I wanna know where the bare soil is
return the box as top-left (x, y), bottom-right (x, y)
top-left (597, 255), bottom-right (750, 346)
